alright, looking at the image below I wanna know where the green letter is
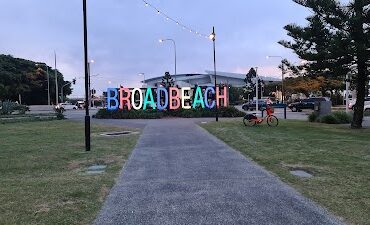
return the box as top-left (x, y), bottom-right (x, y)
top-left (192, 87), bottom-right (205, 109)
top-left (143, 88), bottom-right (156, 110)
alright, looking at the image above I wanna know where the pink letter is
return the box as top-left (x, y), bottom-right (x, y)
top-left (216, 86), bottom-right (228, 107)
top-left (169, 87), bottom-right (181, 110)
top-left (119, 87), bottom-right (131, 110)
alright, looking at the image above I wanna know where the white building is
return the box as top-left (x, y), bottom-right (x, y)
top-left (143, 71), bottom-right (281, 88)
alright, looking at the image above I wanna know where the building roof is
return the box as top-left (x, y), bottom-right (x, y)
top-left (144, 71), bottom-right (281, 83)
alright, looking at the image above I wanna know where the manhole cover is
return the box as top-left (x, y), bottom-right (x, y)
top-left (100, 131), bottom-right (137, 137)
top-left (290, 170), bottom-right (313, 178)
top-left (86, 165), bottom-right (107, 175)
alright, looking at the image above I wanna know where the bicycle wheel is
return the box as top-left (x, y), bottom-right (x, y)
top-left (267, 115), bottom-right (279, 127)
top-left (243, 118), bottom-right (256, 127)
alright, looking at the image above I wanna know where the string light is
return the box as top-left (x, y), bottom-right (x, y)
top-left (141, 0), bottom-right (209, 39)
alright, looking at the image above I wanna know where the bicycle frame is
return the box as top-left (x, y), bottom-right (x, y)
top-left (243, 105), bottom-right (279, 127)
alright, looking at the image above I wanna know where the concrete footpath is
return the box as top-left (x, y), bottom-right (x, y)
top-left (94, 119), bottom-right (344, 225)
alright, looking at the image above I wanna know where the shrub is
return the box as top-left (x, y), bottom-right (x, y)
top-left (54, 108), bottom-right (65, 120)
top-left (331, 111), bottom-right (352, 124)
top-left (319, 114), bottom-right (338, 124)
top-left (13, 104), bottom-right (29, 115)
top-left (364, 110), bottom-right (370, 117)
top-left (309, 111), bottom-right (353, 124)
top-left (94, 106), bottom-right (245, 119)
top-left (0, 100), bottom-right (15, 115)
top-left (308, 112), bottom-right (319, 122)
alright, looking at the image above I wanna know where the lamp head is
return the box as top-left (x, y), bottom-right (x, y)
top-left (209, 32), bottom-right (215, 41)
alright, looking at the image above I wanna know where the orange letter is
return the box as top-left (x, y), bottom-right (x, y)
top-left (119, 87), bottom-right (131, 110)
top-left (216, 86), bottom-right (228, 107)
top-left (169, 87), bottom-right (181, 110)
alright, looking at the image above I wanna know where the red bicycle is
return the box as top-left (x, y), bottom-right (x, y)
top-left (243, 105), bottom-right (279, 127)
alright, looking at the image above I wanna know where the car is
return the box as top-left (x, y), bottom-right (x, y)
top-left (364, 104), bottom-right (370, 112)
top-left (348, 97), bottom-right (370, 110)
top-left (55, 102), bottom-right (78, 111)
top-left (76, 101), bottom-right (85, 109)
top-left (242, 100), bottom-right (267, 111)
top-left (288, 97), bottom-right (328, 112)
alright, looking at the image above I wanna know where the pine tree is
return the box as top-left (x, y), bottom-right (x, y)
top-left (279, 0), bottom-right (369, 128)
top-left (244, 68), bottom-right (264, 100)
top-left (160, 71), bottom-right (174, 88)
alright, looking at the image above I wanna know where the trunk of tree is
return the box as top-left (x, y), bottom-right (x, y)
top-left (351, 0), bottom-right (367, 129)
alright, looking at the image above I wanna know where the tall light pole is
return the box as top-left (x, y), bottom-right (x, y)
top-left (267, 55), bottom-right (285, 103)
top-left (35, 63), bottom-right (51, 105)
top-left (88, 60), bottom-right (94, 108)
top-left (61, 81), bottom-right (71, 103)
top-left (159, 39), bottom-right (177, 76)
top-left (139, 73), bottom-right (146, 87)
top-left (255, 67), bottom-right (259, 112)
top-left (54, 51), bottom-right (59, 105)
top-left (83, 0), bottom-right (90, 152)
top-left (345, 73), bottom-right (350, 113)
top-left (209, 26), bottom-right (218, 122)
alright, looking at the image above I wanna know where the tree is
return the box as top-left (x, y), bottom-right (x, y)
top-left (160, 71), bottom-right (175, 110)
top-left (160, 71), bottom-right (174, 88)
top-left (279, 0), bottom-right (369, 128)
top-left (244, 68), bottom-right (264, 100)
top-left (0, 54), bottom-right (72, 105)
top-left (228, 85), bottom-right (244, 104)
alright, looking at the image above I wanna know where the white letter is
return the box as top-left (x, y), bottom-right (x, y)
top-left (182, 87), bottom-right (191, 109)
top-left (131, 88), bottom-right (143, 110)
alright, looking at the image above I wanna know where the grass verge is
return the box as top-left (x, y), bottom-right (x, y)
top-left (201, 119), bottom-right (370, 225)
top-left (0, 120), bottom-right (139, 225)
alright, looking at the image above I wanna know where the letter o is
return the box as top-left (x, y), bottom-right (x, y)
top-left (131, 88), bottom-right (143, 110)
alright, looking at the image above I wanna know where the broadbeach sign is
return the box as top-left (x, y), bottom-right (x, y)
top-left (106, 86), bottom-right (228, 110)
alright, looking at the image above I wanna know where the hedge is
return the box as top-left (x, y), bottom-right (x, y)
top-left (94, 106), bottom-right (245, 119)
top-left (308, 111), bottom-right (353, 124)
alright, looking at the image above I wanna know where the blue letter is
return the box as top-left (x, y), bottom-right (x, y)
top-left (157, 87), bottom-right (169, 110)
top-left (204, 87), bottom-right (216, 109)
top-left (107, 88), bottom-right (119, 110)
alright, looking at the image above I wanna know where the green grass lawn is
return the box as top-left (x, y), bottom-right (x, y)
top-left (0, 120), bottom-right (139, 225)
top-left (202, 119), bottom-right (370, 225)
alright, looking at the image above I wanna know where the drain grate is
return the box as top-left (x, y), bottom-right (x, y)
top-left (86, 165), bottom-right (107, 175)
top-left (290, 170), bottom-right (313, 178)
top-left (100, 131), bottom-right (137, 137)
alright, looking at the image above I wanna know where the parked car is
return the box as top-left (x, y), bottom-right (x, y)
top-left (76, 101), bottom-right (85, 109)
top-left (364, 104), bottom-right (370, 112)
top-left (242, 100), bottom-right (267, 111)
top-left (288, 97), bottom-right (328, 112)
top-left (55, 102), bottom-right (78, 111)
top-left (348, 97), bottom-right (370, 110)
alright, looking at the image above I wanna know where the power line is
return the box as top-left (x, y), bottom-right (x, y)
top-left (141, 0), bottom-right (209, 39)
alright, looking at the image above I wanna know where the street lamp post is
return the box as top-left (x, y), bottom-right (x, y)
top-left (54, 51), bottom-right (59, 105)
top-left (83, 0), bottom-right (90, 152)
top-left (159, 39), bottom-right (177, 76)
top-left (35, 63), bottom-right (51, 105)
top-left (88, 60), bottom-right (94, 108)
top-left (267, 55), bottom-right (285, 103)
top-left (139, 73), bottom-right (146, 87)
top-left (209, 26), bottom-right (218, 122)
top-left (345, 73), bottom-right (350, 113)
top-left (255, 67), bottom-right (259, 112)
top-left (61, 81), bottom-right (71, 103)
